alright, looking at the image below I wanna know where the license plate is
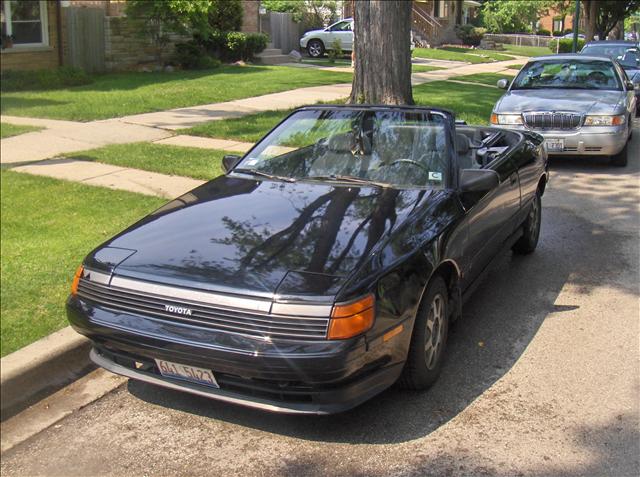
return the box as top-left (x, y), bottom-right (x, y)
top-left (155, 359), bottom-right (219, 388)
top-left (545, 138), bottom-right (564, 152)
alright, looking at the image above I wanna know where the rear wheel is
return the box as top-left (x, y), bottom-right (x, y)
top-left (307, 40), bottom-right (324, 58)
top-left (512, 191), bottom-right (541, 255)
top-left (399, 276), bottom-right (449, 390)
top-left (610, 141), bottom-right (628, 167)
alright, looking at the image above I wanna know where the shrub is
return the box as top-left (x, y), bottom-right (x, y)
top-left (536, 28), bottom-right (551, 36)
top-left (0, 66), bottom-right (92, 92)
top-left (198, 30), bottom-right (267, 62)
top-left (549, 38), bottom-right (585, 53)
top-left (327, 38), bottom-right (343, 63)
top-left (173, 41), bottom-right (221, 70)
top-left (244, 33), bottom-right (268, 60)
top-left (207, 0), bottom-right (243, 32)
top-left (552, 30), bottom-right (563, 37)
top-left (455, 25), bottom-right (486, 47)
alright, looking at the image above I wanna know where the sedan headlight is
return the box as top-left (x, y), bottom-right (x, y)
top-left (583, 114), bottom-right (626, 126)
top-left (490, 113), bottom-right (523, 125)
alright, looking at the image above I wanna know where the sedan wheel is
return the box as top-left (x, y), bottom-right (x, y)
top-left (307, 40), bottom-right (324, 58)
top-left (512, 191), bottom-right (541, 254)
top-left (399, 276), bottom-right (449, 390)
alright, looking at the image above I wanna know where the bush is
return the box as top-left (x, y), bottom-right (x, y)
top-left (327, 38), bottom-right (343, 63)
top-left (207, 0), bottom-right (243, 32)
top-left (552, 30), bottom-right (563, 37)
top-left (197, 30), bottom-right (267, 62)
top-left (0, 66), bottom-right (92, 92)
top-left (173, 41), bottom-right (221, 70)
top-left (455, 25), bottom-right (486, 47)
top-left (549, 38), bottom-right (585, 53)
top-left (536, 28), bottom-right (551, 36)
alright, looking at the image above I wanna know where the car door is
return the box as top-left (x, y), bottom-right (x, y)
top-left (461, 155), bottom-right (521, 288)
top-left (328, 21), bottom-right (353, 51)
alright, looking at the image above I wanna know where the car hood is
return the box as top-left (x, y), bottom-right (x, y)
top-left (495, 89), bottom-right (626, 114)
top-left (92, 176), bottom-right (443, 300)
top-left (304, 29), bottom-right (325, 37)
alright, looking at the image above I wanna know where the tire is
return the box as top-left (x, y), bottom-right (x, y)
top-left (610, 141), bottom-right (628, 167)
top-left (399, 276), bottom-right (449, 390)
top-left (512, 191), bottom-right (541, 255)
top-left (307, 40), bottom-right (325, 58)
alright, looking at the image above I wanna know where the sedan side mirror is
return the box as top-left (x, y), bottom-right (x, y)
top-left (625, 80), bottom-right (635, 91)
top-left (222, 154), bottom-right (242, 173)
top-left (459, 169), bottom-right (500, 207)
top-left (496, 79), bottom-right (510, 90)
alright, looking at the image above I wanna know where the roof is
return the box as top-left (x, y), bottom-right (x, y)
top-left (528, 54), bottom-right (616, 62)
top-left (583, 40), bottom-right (638, 46)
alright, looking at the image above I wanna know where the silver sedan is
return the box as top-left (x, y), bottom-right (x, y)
top-left (491, 54), bottom-right (636, 166)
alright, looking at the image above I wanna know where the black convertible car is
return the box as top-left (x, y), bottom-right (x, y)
top-left (67, 105), bottom-right (548, 414)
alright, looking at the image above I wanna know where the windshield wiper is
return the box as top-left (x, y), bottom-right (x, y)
top-left (305, 174), bottom-right (389, 188)
top-left (233, 168), bottom-right (296, 183)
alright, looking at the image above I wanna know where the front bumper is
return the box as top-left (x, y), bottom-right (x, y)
top-left (67, 296), bottom-right (406, 414)
top-left (501, 125), bottom-right (628, 156)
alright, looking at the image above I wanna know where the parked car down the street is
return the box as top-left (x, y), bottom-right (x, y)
top-left (580, 41), bottom-right (640, 112)
top-left (67, 105), bottom-right (548, 414)
top-left (491, 54), bottom-right (636, 166)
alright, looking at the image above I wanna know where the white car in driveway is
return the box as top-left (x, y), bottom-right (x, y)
top-left (299, 18), bottom-right (354, 58)
top-left (299, 18), bottom-right (414, 58)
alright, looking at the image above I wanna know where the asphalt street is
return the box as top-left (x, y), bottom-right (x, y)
top-left (2, 126), bottom-right (638, 477)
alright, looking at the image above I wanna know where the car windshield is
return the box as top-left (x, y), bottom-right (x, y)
top-left (582, 45), bottom-right (640, 69)
top-left (234, 109), bottom-right (451, 189)
top-left (511, 59), bottom-right (622, 90)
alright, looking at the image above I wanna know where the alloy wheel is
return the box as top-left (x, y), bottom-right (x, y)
top-left (425, 293), bottom-right (445, 370)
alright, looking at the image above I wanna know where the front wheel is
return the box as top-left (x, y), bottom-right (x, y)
top-left (610, 141), bottom-right (628, 167)
top-left (512, 191), bottom-right (541, 255)
top-left (399, 276), bottom-right (449, 390)
top-left (307, 40), bottom-right (325, 58)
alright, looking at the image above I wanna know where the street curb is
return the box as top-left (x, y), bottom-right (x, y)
top-left (0, 326), bottom-right (94, 421)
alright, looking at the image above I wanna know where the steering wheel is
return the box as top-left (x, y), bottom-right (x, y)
top-left (384, 159), bottom-right (431, 174)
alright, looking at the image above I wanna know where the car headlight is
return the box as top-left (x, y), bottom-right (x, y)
top-left (583, 114), bottom-right (626, 126)
top-left (490, 113), bottom-right (523, 125)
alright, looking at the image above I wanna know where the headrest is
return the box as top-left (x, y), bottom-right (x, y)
top-left (456, 133), bottom-right (471, 154)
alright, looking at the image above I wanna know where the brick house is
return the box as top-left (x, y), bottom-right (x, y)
top-left (538, 4), bottom-right (586, 34)
top-left (1, 0), bottom-right (261, 72)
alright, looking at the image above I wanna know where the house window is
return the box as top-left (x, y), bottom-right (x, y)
top-left (434, 0), bottom-right (448, 18)
top-left (553, 17), bottom-right (564, 33)
top-left (1, 0), bottom-right (48, 47)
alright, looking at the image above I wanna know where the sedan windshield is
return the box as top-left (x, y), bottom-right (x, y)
top-left (582, 45), bottom-right (640, 69)
top-left (511, 59), bottom-right (622, 91)
top-left (234, 109), bottom-right (451, 189)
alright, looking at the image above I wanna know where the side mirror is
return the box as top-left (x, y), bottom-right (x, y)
top-left (222, 154), bottom-right (241, 173)
top-left (497, 78), bottom-right (510, 90)
top-left (625, 80), bottom-right (635, 91)
top-left (459, 169), bottom-right (500, 207)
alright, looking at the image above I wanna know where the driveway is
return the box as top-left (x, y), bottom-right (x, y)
top-left (1, 126), bottom-right (638, 477)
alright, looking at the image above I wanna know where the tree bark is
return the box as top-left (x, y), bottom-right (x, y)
top-left (349, 0), bottom-right (414, 105)
top-left (583, 0), bottom-right (599, 41)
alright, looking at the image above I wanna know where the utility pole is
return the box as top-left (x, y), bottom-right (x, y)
top-left (572, 0), bottom-right (581, 52)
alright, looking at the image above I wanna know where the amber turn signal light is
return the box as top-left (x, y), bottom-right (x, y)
top-left (70, 265), bottom-right (84, 295)
top-left (490, 113), bottom-right (499, 125)
top-left (328, 294), bottom-right (375, 340)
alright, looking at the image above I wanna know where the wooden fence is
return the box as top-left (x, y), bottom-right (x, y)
top-left (261, 12), bottom-right (304, 53)
top-left (64, 7), bottom-right (106, 73)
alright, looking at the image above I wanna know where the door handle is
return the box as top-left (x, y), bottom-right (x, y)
top-left (510, 174), bottom-right (518, 185)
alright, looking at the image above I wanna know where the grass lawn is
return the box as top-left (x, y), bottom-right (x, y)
top-left (0, 65), bottom-right (352, 122)
top-left (506, 63), bottom-right (526, 70)
top-left (488, 44), bottom-right (551, 57)
top-left (413, 47), bottom-right (514, 64)
top-left (412, 65), bottom-right (445, 73)
top-left (63, 142), bottom-right (227, 181)
top-left (0, 170), bottom-right (164, 356)
top-left (184, 109), bottom-right (292, 143)
top-left (0, 122), bottom-right (43, 139)
top-left (413, 80), bottom-right (503, 125)
top-left (452, 72), bottom-right (515, 86)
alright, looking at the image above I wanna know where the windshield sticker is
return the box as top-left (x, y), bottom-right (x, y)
top-left (429, 172), bottom-right (442, 182)
top-left (245, 159), bottom-right (258, 166)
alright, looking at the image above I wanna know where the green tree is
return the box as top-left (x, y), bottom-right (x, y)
top-left (125, 0), bottom-right (212, 65)
top-left (582, 0), bottom-right (640, 41)
top-left (262, 0), bottom-right (338, 29)
top-left (482, 0), bottom-right (549, 33)
top-left (207, 0), bottom-right (244, 31)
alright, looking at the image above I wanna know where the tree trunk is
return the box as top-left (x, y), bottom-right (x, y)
top-left (583, 0), bottom-right (598, 41)
top-left (349, 0), bottom-right (413, 105)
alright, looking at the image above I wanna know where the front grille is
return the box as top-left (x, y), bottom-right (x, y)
top-left (523, 112), bottom-right (583, 130)
top-left (77, 278), bottom-right (329, 340)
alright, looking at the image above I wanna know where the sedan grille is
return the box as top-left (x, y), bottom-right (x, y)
top-left (523, 112), bottom-right (583, 130)
top-left (77, 278), bottom-right (329, 340)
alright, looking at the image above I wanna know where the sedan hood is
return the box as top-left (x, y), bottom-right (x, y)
top-left (495, 89), bottom-right (626, 115)
top-left (97, 176), bottom-right (439, 299)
